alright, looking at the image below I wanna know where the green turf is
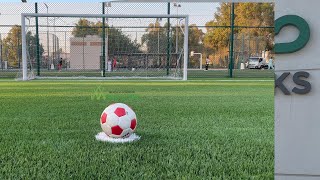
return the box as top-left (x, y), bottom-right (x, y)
top-left (0, 69), bottom-right (274, 79)
top-left (0, 80), bottom-right (274, 179)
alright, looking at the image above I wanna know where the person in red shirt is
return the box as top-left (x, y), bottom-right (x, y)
top-left (58, 58), bottom-right (63, 72)
top-left (112, 57), bottom-right (117, 71)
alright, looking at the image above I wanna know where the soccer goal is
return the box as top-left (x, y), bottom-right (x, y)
top-left (20, 13), bottom-right (189, 81)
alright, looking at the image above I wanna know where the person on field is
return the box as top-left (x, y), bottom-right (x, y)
top-left (268, 57), bottom-right (274, 69)
top-left (58, 58), bottom-right (63, 71)
top-left (107, 59), bottom-right (112, 72)
top-left (205, 56), bottom-right (210, 71)
top-left (112, 57), bottom-right (117, 71)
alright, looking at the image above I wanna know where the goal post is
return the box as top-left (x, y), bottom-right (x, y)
top-left (21, 14), bottom-right (28, 81)
top-left (20, 13), bottom-right (189, 81)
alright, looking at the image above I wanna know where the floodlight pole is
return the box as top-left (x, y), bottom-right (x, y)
top-left (35, 2), bottom-right (40, 76)
top-left (102, 2), bottom-right (111, 77)
top-left (44, 3), bottom-right (49, 70)
top-left (174, 3), bottom-right (181, 54)
top-left (229, 3), bottom-right (235, 78)
top-left (0, 14), bottom-right (1, 67)
top-left (154, 19), bottom-right (161, 66)
top-left (102, 2), bottom-right (106, 77)
top-left (157, 19), bottom-right (160, 65)
top-left (0, 33), bottom-right (2, 70)
top-left (166, 2), bottom-right (170, 76)
top-left (106, 3), bottom-right (111, 73)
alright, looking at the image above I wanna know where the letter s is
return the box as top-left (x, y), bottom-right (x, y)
top-left (292, 71), bottom-right (311, 94)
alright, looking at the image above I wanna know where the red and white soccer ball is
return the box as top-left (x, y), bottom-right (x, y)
top-left (100, 103), bottom-right (137, 138)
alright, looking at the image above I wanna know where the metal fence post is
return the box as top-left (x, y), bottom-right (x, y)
top-left (102, 2), bottom-right (106, 77)
top-left (166, 2), bottom-right (170, 76)
top-left (229, 3), bottom-right (235, 78)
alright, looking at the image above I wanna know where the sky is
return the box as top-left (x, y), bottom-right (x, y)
top-left (0, 2), bottom-right (219, 53)
top-left (0, 2), bottom-right (219, 27)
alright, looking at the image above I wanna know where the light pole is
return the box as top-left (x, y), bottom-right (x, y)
top-left (191, 51), bottom-right (203, 70)
top-left (174, 3), bottom-right (181, 54)
top-left (156, 18), bottom-right (161, 67)
top-left (49, 17), bottom-right (58, 70)
top-left (44, 3), bottom-right (50, 70)
top-left (0, 13), bottom-right (2, 69)
top-left (135, 19), bottom-right (142, 42)
top-left (104, 2), bottom-right (111, 74)
top-left (0, 33), bottom-right (2, 70)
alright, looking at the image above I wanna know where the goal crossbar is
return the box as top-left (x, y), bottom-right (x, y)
top-left (21, 14), bottom-right (189, 81)
top-left (21, 13), bottom-right (189, 19)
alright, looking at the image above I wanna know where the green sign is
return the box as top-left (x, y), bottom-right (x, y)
top-left (275, 15), bottom-right (312, 95)
top-left (275, 15), bottom-right (310, 54)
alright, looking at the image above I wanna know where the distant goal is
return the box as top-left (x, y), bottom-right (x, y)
top-left (20, 13), bottom-right (189, 80)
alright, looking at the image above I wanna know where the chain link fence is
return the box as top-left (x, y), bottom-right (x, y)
top-left (0, 2), bottom-right (274, 79)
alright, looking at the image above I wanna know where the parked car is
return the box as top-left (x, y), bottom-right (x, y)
top-left (247, 57), bottom-right (267, 69)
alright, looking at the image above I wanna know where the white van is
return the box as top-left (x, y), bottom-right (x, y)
top-left (247, 57), bottom-right (266, 69)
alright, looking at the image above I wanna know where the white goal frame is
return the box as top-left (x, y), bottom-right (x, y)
top-left (21, 13), bottom-right (189, 81)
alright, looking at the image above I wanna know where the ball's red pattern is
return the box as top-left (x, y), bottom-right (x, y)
top-left (101, 103), bottom-right (137, 138)
top-left (101, 113), bottom-right (107, 124)
top-left (114, 107), bottom-right (126, 117)
top-left (130, 119), bottom-right (137, 130)
top-left (111, 125), bottom-right (123, 135)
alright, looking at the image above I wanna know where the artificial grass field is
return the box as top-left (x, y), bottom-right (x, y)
top-left (0, 69), bottom-right (275, 79)
top-left (0, 79), bottom-right (274, 179)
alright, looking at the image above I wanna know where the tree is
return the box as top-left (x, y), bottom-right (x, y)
top-left (72, 19), bottom-right (141, 55)
top-left (72, 18), bottom-right (98, 38)
top-left (172, 24), bottom-right (204, 67)
top-left (142, 21), bottom-right (204, 67)
top-left (26, 31), bottom-right (45, 63)
top-left (2, 25), bottom-right (44, 68)
top-left (203, 3), bottom-right (274, 67)
top-left (2, 25), bottom-right (21, 67)
top-left (204, 3), bottom-right (232, 51)
top-left (141, 20), bottom-right (167, 53)
top-left (186, 25), bottom-right (204, 67)
top-left (96, 21), bottom-right (140, 54)
top-left (235, 3), bottom-right (274, 50)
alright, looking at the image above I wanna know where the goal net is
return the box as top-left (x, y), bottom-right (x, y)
top-left (20, 13), bottom-right (189, 80)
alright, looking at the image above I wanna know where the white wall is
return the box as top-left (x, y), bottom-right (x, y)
top-left (70, 36), bottom-right (103, 70)
top-left (275, 0), bottom-right (320, 179)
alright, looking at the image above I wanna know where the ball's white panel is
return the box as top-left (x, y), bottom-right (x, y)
top-left (100, 103), bottom-right (137, 139)
top-left (101, 124), bottom-right (112, 136)
top-left (106, 113), bottom-right (120, 127)
top-left (104, 104), bottom-right (117, 114)
top-left (108, 133), bottom-right (122, 139)
top-left (120, 128), bottom-right (133, 138)
top-left (105, 125), bottom-right (112, 136)
top-left (118, 116), bottom-right (131, 129)
top-left (114, 103), bottom-right (129, 110)
top-left (112, 103), bottom-right (137, 119)
top-left (126, 107), bottom-right (137, 120)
